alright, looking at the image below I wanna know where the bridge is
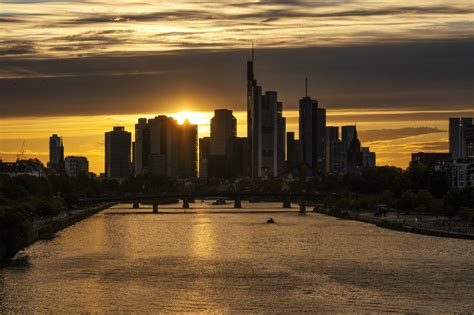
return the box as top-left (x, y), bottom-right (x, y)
top-left (80, 192), bottom-right (320, 214)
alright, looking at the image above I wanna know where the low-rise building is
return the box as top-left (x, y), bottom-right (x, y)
top-left (436, 158), bottom-right (474, 188)
top-left (65, 156), bottom-right (89, 176)
top-left (0, 159), bottom-right (46, 177)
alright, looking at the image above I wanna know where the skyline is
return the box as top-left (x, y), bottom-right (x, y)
top-left (2, 108), bottom-right (472, 174)
top-left (1, 0), bottom-right (473, 173)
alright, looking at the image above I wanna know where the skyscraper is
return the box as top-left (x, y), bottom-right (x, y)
top-left (48, 134), bottom-right (64, 173)
top-left (134, 118), bottom-right (150, 173)
top-left (325, 126), bottom-right (339, 173)
top-left (299, 79), bottom-right (326, 174)
top-left (449, 117), bottom-right (473, 159)
top-left (210, 109), bottom-right (236, 155)
top-left (134, 116), bottom-right (198, 178)
top-left (178, 119), bottom-right (198, 178)
top-left (208, 109), bottom-right (237, 177)
top-left (347, 126), bottom-right (362, 173)
top-left (246, 46), bottom-right (286, 178)
top-left (341, 125), bottom-right (356, 152)
top-left (199, 137), bottom-right (210, 178)
top-left (105, 126), bottom-right (131, 179)
top-left (286, 132), bottom-right (302, 173)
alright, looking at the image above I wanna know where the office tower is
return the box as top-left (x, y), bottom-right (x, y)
top-left (449, 117), bottom-right (473, 159)
top-left (286, 132), bottom-right (302, 172)
top-left (330, 140), bottom-right (347, 174)
top-left (246, 46), bottom-right (286, 178)
top-left (210, 109), bottom-right (237, 155)
top-left (276, 102), bottom-right (286, 175)
top-left (361, 147), bottom-right (376, 169)
top-left (134, 116), bottom-right (198, 178)
top-left (341, 125), bottom-right (357, 151)
top-left (299, 79), bottom-right (326, 174)
top-left (48, 134), bottom-right (64, 173)
top-left (325, 126), bottom-right (339, 173)
top-left (65, 156), bottom-right (89, 177)
top-left (209, 109), bottom-right (237, 177)
top-left (105, 126), bottom-right (131, 179)
top-left (465, 125), bottom-right (474, 158)
top-left (178, 119), bottom-right (198, 178)
top-left (346, 126), bottom-right (362, 173)
top-left (134, 118), bottom-right (150, 173)
top-left (227, 137), bottom-right (249, 178)
top-left (199, 137), bottom-right (210, 178)
top-left (148, 115), bottom-right (179, 177)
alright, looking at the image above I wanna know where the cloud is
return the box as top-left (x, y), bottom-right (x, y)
top-left (358, 127), bottom-right (445, 143)
top-left (0, 42), bottom-right (35, 56)
top-left (0, 39), bottom-right (473, 117)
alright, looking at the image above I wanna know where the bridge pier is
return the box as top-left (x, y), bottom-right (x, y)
top-left (132, 202), bottom-right (140, 209)
top-left (183, 197), bottom-right (190, 209)
top-left (283, 197), bottom-right (291, 209)
top-left (153, 202), bottom-right (159, 213)
top-left (299, 199), bottom-right (306, 214)
top-left (234, 196), bottom-right (242, 208)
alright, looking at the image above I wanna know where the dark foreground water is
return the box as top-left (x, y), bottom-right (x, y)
top-left (1, 202), bottom-right (473, 313)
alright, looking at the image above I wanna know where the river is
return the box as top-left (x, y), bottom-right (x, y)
top-left (1, 202), bottom-right (473, 312)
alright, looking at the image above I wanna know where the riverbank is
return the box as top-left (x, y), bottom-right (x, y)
top-left (0, 202), bottom-right (116, 262)
top-left (315, 207), bottom-right (474, 240)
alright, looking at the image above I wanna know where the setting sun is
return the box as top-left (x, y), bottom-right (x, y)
top-left (168, 111), bottom-right (213, 125)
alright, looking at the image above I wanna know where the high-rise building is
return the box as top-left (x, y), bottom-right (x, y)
top-left (361, 147), bottom-right (376, 169)
top-left (325, 126), bottom-right (339, 173)
top-left (48, 134), bottom-right (64, 173)
top-left (341, 125), bottom-right (356, 152)
top-left (286, 132), bottom-right (302, 173)
top-left (299, 80), bottom-right (326, 174)
top-left (210, 109), bottom-right (237, 155)
top-left (246, 46), bottom-right (286, 178)
top-left (208, 109), bottom-right (237, 177)
top-left (346, 126), bottom-right (362, 173)
top-left (199, 137), bottom-right (210, 178)
top-left (134, 118), bottom-right (150, 173)
top-left (134, 116), bottom-right (198, 178)
top-left (65, 156), bottom-right (89, 176)
top-left (449, 117), bottom-right (473, 159)
top-left (178, 119), bottom-right (198, 178)
top-left (227, 137), bottom-right (249, 178)
top-left (329, 140), bottom-right (347, 174)
top-left (148, 115), bottom-right (180, 177)
top-left (105, 126), bottom-right (131, 179)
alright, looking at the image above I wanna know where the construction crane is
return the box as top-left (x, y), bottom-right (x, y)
top-left (17, 140), bottom-right (26, 161)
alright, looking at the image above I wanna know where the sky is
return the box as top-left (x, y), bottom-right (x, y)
top-left (0, 0), bottom-right (473, 173)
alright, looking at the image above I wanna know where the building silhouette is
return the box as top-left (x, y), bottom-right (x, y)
top-left (465, 125), bottom-right (474, 158)
top-left (246, 46), bottom-right (286, 178)
top-left (200, 109), bottom-right (249, 178)
top-left (449, 117), bottom-right (473, 159)
top-left (48, 134), bottom-right (64, 173)
top-left (199, 137), bottom-right (210, 178)
top-left (346, 126), bottom-right (362, 173)
top-left (299, 79), bottom-right (326, 174)
top-left (178, 119), bottom-right (198, 178)
top-left (105, 126), bottom-right (131, 179)
top-left (411, 152), bottom-right (451, 169)
top-left (65, 156), bottom-right (89, 177)
top-left (133, 116), bottom-right (197, 178)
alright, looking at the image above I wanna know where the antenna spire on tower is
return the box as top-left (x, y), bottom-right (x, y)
top-left (305, 78), bottom-right (308, 97)
top-left (251, 41), bottom-right (254, 62)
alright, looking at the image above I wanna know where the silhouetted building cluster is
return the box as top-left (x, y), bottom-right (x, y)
top-left (133, 116), bottom-right (197, 178)
top-left (101, 49), bottom-right (378, 180)
top-left (45, 134), bottom-right (90, 176)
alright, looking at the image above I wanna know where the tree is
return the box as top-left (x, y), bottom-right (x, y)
top-left (398, 190), bottom-right (417, 213)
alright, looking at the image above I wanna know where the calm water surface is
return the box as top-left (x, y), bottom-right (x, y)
top-left (1, 202), bottom-right (473, 313)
